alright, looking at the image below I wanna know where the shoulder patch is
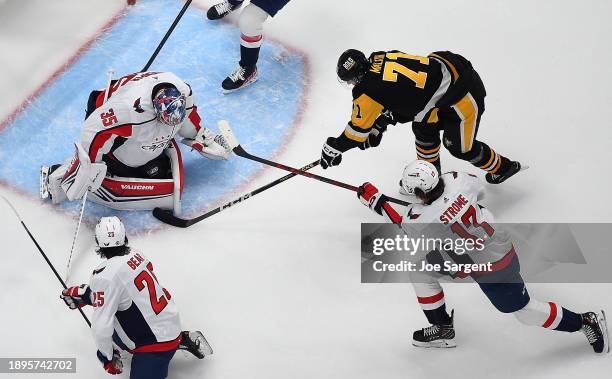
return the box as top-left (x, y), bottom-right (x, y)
top-left (133, 98), bottom-right (144, 113)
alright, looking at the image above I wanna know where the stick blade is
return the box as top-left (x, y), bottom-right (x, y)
top-left (218, 120), bottom-right (239, 150)
top-left (152, 207), bottom-right (191, 228)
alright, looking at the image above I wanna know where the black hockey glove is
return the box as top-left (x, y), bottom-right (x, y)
top-left (358, 110), bottom-right (395, 150)
top-left (320, 137), bottom-right (343, 169)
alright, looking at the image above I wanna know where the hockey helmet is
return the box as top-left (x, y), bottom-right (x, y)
top-left (153, 85), bottom-right (186, 126)
top-left (400, 160), bottom-right (440, 196)
top-left (336, 49), bottom-right (369, 85)
top-left (95, 216), bottom-right (126, 248)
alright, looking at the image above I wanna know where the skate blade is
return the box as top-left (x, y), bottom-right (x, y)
top-left (412, 339), bottom-right (457, 349)
top-left (222, 74), bottom-right (259, 95)
top-left (195, 331), bottom-right (214, 356)
top-left (39, 166), bottom-right (50, 199)
top-left (600, 310), bottom-right (610, 354)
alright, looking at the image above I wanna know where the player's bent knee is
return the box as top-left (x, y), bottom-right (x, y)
top-left (239, 3), bottom-right (268, 36)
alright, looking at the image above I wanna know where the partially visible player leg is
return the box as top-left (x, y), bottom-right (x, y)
top-left (478, 263), bottom-right (609, 354)
top-left (440, 78), bottom-right (522, 184)
top-left (222, 3), bottom-right (267, 92)
top-left (129, 350), bottom-right (176, 379)
top-left (514, 299), bottom-right (609, 354)
top-left (409, 270), bottom-right (456, 348)
top-left (412, 121), bottom-right (442, 173)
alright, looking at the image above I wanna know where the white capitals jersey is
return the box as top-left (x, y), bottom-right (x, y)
top-left (401, 172), bottom-right (514, 276)
top-left (88, 249), bottom-right (181, 361)
top-left (81, 71), bottom-right (201, 168)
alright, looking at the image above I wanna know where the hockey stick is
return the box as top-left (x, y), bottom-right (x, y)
top-left (141, 0), bottom-right (193, 72)
top-left (65, 69), bottom-right (114, 281)
top-left (64, 192), bottom-right (87, 281)
top-left (0, 194), bottom-right (92, 327)
top-left (152, 160), bottom-right (320, 227)
top-left (218, 121), bottom-right (411, 207)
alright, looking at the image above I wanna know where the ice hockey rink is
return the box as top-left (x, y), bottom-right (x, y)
top-left (1, 0), bottom-right (611, 378)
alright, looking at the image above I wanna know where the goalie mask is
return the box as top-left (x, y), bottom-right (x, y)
top-left (153, 86), bottom-right (186, 126)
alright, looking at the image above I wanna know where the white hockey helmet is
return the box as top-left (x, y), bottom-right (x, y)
top-left (400, 160), bottom-right (440, 195)
top-left (95, 216), bottom-right (126, 248)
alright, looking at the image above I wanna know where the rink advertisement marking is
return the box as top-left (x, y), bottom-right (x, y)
top-left (0, 0), bottom-right (309, 235)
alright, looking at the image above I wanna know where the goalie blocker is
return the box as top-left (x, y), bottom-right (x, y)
top-left (41, 139), bottom-right (185, 215)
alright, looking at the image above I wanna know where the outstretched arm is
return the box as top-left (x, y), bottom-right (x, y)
top-left (357, 182), bottom-right (403, 225)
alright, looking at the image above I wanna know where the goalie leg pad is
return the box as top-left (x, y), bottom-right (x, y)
top-left (60, 144), bottom-right (106, 201)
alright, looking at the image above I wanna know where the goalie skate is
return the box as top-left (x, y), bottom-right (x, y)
top-left (178, 331), bottom-right (213, 359)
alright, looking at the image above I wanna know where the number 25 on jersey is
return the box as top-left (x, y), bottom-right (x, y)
top-left (134, 263), bottom-right (172, 315)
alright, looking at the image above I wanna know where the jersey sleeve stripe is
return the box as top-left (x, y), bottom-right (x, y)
top-left (88, 124), bottom-right (133, 162)
top-left (187, 105), bottom-right (202, 132)
top-left (429, 53), bottom-right (459, 82)
top-left (343, 123), bottom-right (369, 142)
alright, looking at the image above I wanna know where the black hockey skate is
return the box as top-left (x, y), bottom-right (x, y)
top-left (485, 161), bottom-right (525, 184)
top-left (581, 311), bottom-right (610, 354)
top-left (178, 331), bottom-right (213, 359)
top-left (413, 310), bottom-right (456, 348)
top-left (222, 65), bottom-right (258, 93)
top-left (207, 1), bottom-right (243, 20)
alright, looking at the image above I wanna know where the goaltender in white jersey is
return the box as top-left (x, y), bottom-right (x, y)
top-left (60, 217), bottom-right (212, 378)
top-left (41, 71), bottom-right (230, 213)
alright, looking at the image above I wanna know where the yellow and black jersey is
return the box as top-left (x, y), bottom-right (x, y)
top-left (336, 50), bottom-right (477, 151)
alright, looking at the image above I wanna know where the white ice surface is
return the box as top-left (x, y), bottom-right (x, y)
top-left (0, 0), bottom-right (611, 378)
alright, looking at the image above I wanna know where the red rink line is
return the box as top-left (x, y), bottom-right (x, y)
top-left (180, 2), bottom-right (312, 226)
top-left (0, 4), bottom-right (130, 230)
top-left (0, 5), bottom-right (129, 132)
top-left (0, 1), bottom-right (312, 236)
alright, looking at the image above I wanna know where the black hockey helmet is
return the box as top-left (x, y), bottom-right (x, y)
top-left (336, 49), bottom-right (369, 84)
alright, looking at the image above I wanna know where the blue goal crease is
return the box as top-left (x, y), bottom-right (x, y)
top-left (0, 0), bottom-right (307, 233)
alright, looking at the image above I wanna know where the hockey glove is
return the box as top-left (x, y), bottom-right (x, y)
top-left (358, 124), bottom-right (385, 150)
top-left (320, 137), bottom-right (343, 169)
top-left (60, 284), bottom-right (92, 309)
top-left (358, 110), bottom-right (396, 150)
top-left (357, 182), bottom-right (389, 216)
top-left (182, 127), bottom-right (231, 160)
top-left (97, 349), bottom-right (123, 375)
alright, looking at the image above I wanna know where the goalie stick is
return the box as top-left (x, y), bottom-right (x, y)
top-left (218, 121), bottom-right (411, 207)
top-left (153, 160), bottom-right (320, 227)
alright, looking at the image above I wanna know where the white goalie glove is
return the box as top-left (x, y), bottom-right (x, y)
top-left (182, 127), bottom-right (231, 160)
top-left (53, 143), bottom-right (106, 202)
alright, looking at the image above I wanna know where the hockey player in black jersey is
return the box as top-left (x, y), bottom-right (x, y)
top-left (321, 49), bottom-right (524, 184)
